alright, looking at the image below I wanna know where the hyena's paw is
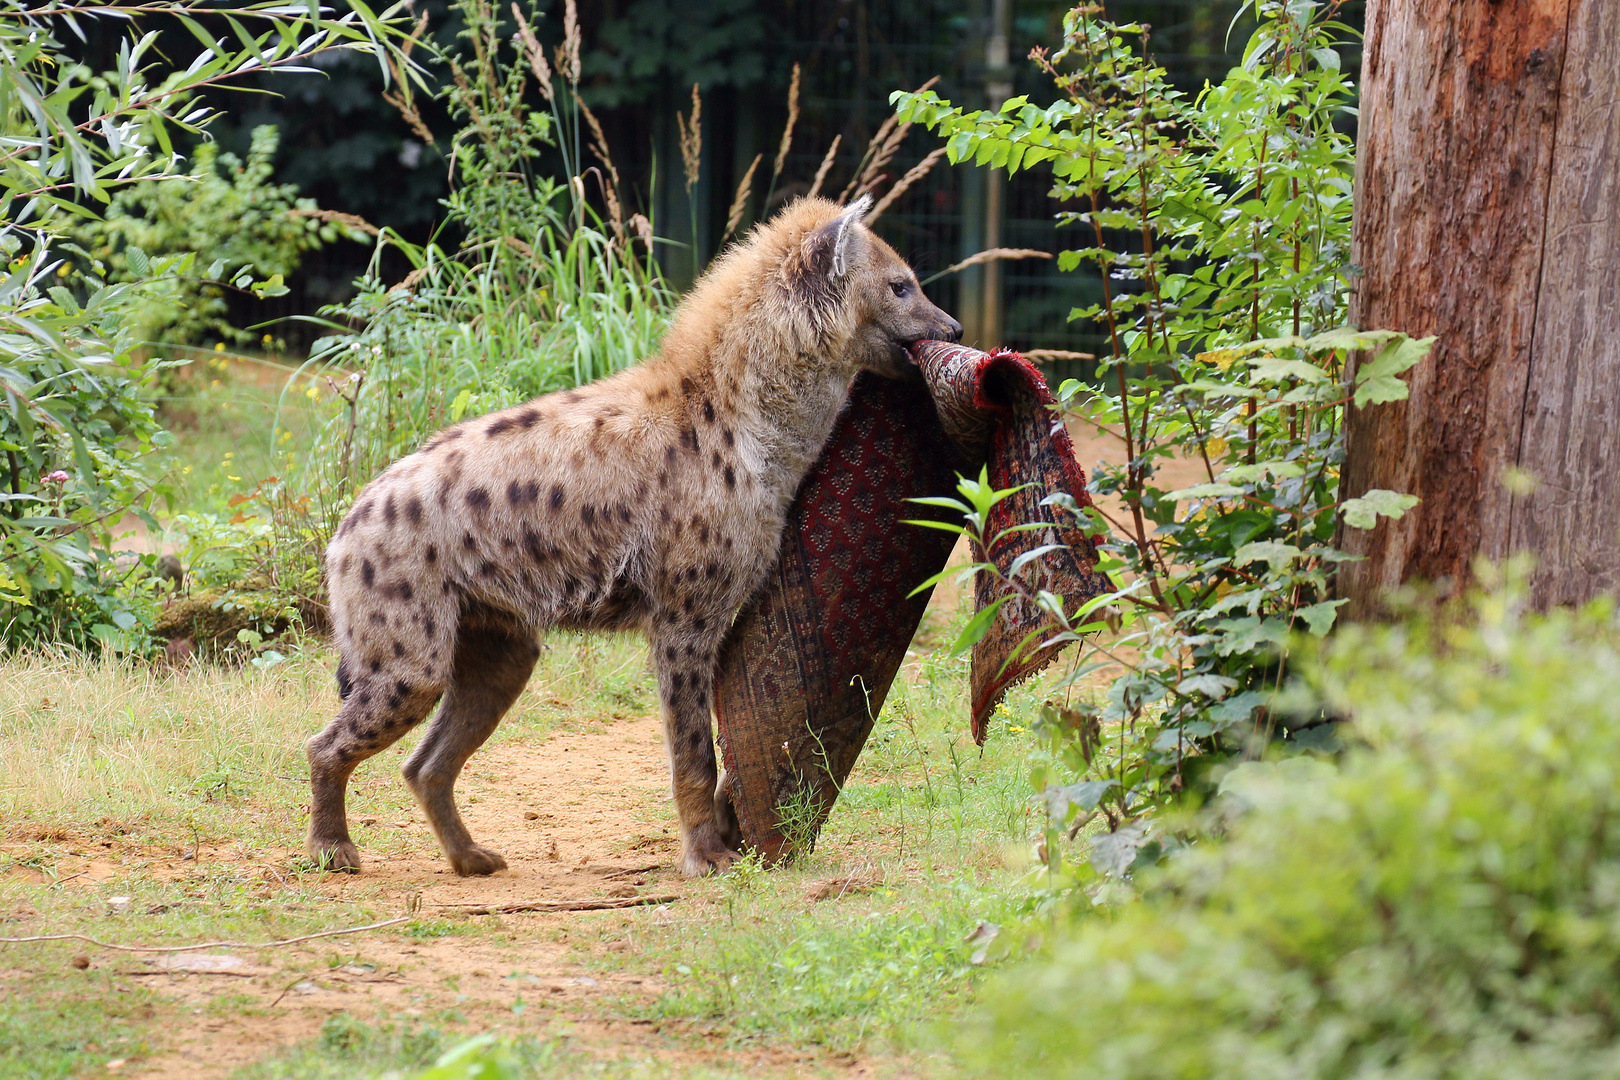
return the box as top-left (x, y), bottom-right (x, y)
top-left (309, 837), bottom-right (362, 874)
top-left (449, 844), bottom-right (508, 877)
top-left (679, 839), bottom-right (742, 878)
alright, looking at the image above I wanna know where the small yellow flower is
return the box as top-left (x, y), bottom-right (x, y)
top-left (182, 464), bottom-right (192, 474)
top-left (213, 342), bottom-right (224, 352)
top-left (227, 474), bottom-right (241, 482)
top-left (56, 263), bottom-right (70, 278)
top-left (304, 384), bottom-right (320, 402)
top-left (262, 333), bottom-right (274, 346)
top-left (210, 379), bottom-right (221, 389)
top-left (1205, 436), bottom-right (1229, 459)
top-left (280, 430), bottom-right (292, 444)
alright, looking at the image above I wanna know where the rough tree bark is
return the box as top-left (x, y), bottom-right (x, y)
top-left (1340, 0), bottom-right (1620, 614)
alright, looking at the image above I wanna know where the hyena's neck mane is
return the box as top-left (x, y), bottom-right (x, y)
top-left (654, 199), bottom-right (862, 500)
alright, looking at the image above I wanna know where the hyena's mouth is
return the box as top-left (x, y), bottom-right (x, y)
top-left (905, 339), bottom-right (947, 366)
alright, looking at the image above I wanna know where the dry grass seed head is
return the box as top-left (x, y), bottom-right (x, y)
top-left (556, 0), bottom-right (581, 85)
top-left (384, 88), bottom-right (438, 146)
top-left (679, 83), bottom-right (703, 193)
top-left (511, 3), bottom-right (554, 103)
top-left (1021, 348), bottom-right (1098, 362)
top-left (721, 153), bottom-right (763, 245)
top-left (807, 134), bottom-right (840, 200)
top-left (772, 62), bottom-right (801, 181)
top-left (629, 212), bottom-right (654, 250)
top-left (381, 11), bottom-right (436, 145)
top-left (926, 248), bottom-right (1055, 283)
top-left (574, 92), bottom-right (626, 238)
top-left (841, 75), bottom-right (939, 203)
top-left (865, 146), bottom-right (948, 224)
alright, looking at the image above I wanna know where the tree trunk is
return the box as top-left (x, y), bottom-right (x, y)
top-left (1340, 0), bottom-right (1620, 614)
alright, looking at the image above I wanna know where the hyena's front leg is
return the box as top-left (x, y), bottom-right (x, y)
top-left (652, 622), bottom-right (738, 876)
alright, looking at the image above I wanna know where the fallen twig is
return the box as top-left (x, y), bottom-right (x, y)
top-left (0, 915), bottom-right (409, 953)
top-left (435, 895), bottom-right (678, 915)
top-left (269, 974), bottom-right (310, 1008)
top-left (601, 863), bottom-right (665, 879)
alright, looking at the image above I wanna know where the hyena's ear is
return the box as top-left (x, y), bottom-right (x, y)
top-left (797, 195), bottom-right (872, 288)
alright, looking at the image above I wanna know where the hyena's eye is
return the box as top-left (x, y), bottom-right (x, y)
top-left (889, 280), bottom-right (910, 298)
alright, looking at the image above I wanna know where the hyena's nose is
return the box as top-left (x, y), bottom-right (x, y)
top-left (939, 315), bottom-right (963, 343)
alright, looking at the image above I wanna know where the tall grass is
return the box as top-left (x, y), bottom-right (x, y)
top-left (296, 199), bottom-right (670, 501)
top-left (307, 0), bottom-right (669, 449)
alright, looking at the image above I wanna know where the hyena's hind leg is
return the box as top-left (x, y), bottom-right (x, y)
top-left (402, 615), bottom-right (540, 876)
top-left (307, 655), bottom-right (447, 873)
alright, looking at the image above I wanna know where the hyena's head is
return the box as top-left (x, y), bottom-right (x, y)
top-left (792, 196), bottom-right (962, 378)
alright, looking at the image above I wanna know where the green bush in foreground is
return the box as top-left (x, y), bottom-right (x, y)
top-left (964, 583), bottom-right (1620, 1079)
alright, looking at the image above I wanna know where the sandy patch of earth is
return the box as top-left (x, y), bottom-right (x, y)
top-left (41, 715), bottom-right (846, 1079)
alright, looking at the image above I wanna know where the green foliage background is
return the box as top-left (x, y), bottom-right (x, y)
top-left (0, 0), bottom-right (427, 650)
top-left (78, 125), bottom-right (368, 348)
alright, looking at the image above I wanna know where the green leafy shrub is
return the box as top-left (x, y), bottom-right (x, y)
top-left (77, 125), bottom-right (368, 348)
top-left (0, 3), bottom-right (421, 652)
top-left (0, 258), bottom-right (177, 652)
top-left (896, 0), bottom-right (1426, 847)
top-left (961, 582), bottom-right (1620, 1078)
top-left (148, 510), bottom-right (309, 661)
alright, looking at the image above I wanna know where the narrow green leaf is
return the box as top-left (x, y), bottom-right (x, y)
top-left (952, 597), bottom-right (1009, 656)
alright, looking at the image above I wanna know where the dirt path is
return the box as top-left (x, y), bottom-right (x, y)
top-left (318, 713), bottom-right (681, 907)
top-left (102, 715), bottom-right (816, 1079)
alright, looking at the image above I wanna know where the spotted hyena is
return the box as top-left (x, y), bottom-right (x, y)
top-left (306, 195), bottom-right (962, 877)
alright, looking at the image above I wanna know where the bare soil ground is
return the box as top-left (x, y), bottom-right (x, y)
top-left (24, 715), bottom-right (882, 1079)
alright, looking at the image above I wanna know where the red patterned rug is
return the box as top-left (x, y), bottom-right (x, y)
top-left (712, 341), bottom-right (1110, 862)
